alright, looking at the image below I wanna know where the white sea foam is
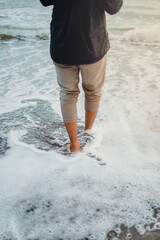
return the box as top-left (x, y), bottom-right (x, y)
top-left (0, 116), bottom-right (160, 240)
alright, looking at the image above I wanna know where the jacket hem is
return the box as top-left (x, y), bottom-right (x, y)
top-left (51, 46), bottom-right (110, 66)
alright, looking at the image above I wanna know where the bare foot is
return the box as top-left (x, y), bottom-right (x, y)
top-left (67, 140), bottom-right (81, 153)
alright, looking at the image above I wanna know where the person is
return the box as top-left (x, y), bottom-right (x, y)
top-left (39, 0), bottom-right (123, 152)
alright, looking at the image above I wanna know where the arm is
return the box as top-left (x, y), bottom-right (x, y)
top-left (103, 0), bottom-right (123, 15)
top-left (39, 0), bottom-right (54, 7)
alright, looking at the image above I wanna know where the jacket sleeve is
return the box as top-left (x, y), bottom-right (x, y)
top-left (103, 0), bottom-right (123, 15)
top-left (39, 0), bottom-right (54, 7)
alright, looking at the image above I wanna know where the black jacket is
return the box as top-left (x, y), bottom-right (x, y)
top-left (40, 0), bottom-right (123, 65)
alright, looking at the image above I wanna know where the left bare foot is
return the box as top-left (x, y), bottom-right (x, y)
top-left (70, 140), bottom-right (81, 152)
top-left (67, 140), bottom-right (81, 153)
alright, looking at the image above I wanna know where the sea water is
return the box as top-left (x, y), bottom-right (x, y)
top-left (0, 0), bottom-right (160, 239)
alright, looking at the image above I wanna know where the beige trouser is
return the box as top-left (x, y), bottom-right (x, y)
top-left (53, 54), bottom-right (107, 123)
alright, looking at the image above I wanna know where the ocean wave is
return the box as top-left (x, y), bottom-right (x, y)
top-left (122, 24), bottom-right (160, 44)
top-left (0, 24), bottom-right (41, 30)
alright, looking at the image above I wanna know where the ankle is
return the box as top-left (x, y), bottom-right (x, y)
top-left (84, 127), bottom-right (92, 131)
top-left (70, 139), bottom-right (80, 146)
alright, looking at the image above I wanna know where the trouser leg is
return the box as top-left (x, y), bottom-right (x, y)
top-left (80, 54), bottom-right (107, 112)
top-left (53, 62), bottom-right (80, 123)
